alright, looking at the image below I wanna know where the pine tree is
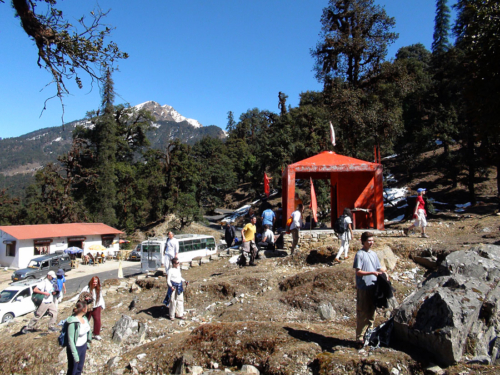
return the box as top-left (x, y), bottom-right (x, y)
top-left (432, 0), bottom-right (451, 55)
top-left (94, 70), bottom-right (118, 226)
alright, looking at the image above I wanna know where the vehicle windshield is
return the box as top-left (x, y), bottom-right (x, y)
top-left (27, 260), bottom-right (41, 269)
top-left (142, 245), bottom-right (161, 253)
top-left (0, 290), bottom-right (17, 303)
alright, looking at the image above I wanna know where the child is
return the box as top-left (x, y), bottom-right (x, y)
top-left (56, 269), bottom-right (67, 304)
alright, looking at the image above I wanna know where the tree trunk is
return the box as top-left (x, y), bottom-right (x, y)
top-left (497, 157), bottom-right (500, 209)
top-left (467, 135), bottom-right (477, 205)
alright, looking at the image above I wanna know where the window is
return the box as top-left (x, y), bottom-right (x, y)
top-left (41, 261), bottom-right (49, 269)
top-left (179, 243), bottom-right (186, 253)
top-left (192, 240), bottom-right (202, 250)
top-left (34, 244), bottom-right (50, 256)
top-left (207, 238), bottom-right (215, 250)
top-left (102, 238), bottom-right (113, 248)
top-left (51, 258), bottom-right (60, 267)
top-left (183, 240), bottom-right (193, 252)
top-left (18, 288), bottom-right (31, 299)
top-left (6, 242), bottom-right (16, 257)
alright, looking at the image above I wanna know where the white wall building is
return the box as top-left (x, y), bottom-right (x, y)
top-left (0, 223), bottom-right (123, 269)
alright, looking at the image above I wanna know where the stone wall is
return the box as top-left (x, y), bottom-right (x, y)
top-left (282, 229), bottom-right (401, 250)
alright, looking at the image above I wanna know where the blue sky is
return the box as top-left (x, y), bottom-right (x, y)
top-left (0, 1), bottom-right (455, 138)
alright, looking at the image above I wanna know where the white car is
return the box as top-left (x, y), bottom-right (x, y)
top-left (0, 278), bottom-right (41, 323)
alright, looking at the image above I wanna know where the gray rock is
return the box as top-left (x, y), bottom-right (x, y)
top-left (393, 244), bottom-right (500, 367)
top-left (107, 356), bottom-right (122, 368)
top-left (318, 302), bottom-right (336, 321)
top-left (111, 315), bottom-right (147, 345)
top-left (425, 364), bottom-right (444, 375)
top-left (189, 366), bottom-right (204, 375)
top-left (374, 245), bottom-right (398, 271)
top-left (413, 255), bottom-right (438, 269)
top-left (467, 355), bottom-right (491, 365)
top-left (241, 365), bottom-right (260, 374)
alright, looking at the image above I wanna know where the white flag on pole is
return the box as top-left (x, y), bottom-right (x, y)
top-left (329, 121), bottom-right (336, 146)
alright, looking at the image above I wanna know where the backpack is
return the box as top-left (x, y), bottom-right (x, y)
top-left (51, 279), bottom-right (60, 298)
top-left (31, 292), bottom-right (45, 308)
top-left (58, 320), bottom-right (68, 347)
top-left (333, 214), bottom-right (347, 234)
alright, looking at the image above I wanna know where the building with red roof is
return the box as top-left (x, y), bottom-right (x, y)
top-left (0, 223), bottom-right (123, 269)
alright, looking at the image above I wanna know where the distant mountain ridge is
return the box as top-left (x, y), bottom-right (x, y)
top-left (0, 101), bottom-right (225, 195)
top-left (135, 101), bottom-right (203, 128)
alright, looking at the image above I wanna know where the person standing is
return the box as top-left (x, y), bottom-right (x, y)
top-left (404, 188), bottom-right (429, 238)
top-left (290, 204), bottom-right (303, 255)
top-left (24, 271), bottom-right (58, 333)
top-left (56, 269), bottom-right (67, 305)
top-left (164, 231), bottom-right (179, 273)
top-left (261, 204), bottom-right (276, 231)
top-left (224, 221), bottom-right (236, 248)
top-left (241, 216), bottom-right (258, 266)
top-left (334, 208), bottom-right (354, 263)
top-left (79, 276), bottom-right (105, 340)
top-left (66, 301), bottom-right (92, 375)
top-left (166, 257), bottom-right (188, 320)
top-left (353, 232), bottom-right (386, 348)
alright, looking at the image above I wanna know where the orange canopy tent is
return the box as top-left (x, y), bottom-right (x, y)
top-left (281, 151), bottom-right (384, 230)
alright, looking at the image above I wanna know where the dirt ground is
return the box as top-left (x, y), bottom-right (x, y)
top-left (0, 150), bottom-right (499, 374)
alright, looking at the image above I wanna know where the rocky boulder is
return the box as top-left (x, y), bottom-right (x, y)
top-left (375, 245), bottom-right (398, 271)
top-left (393, 244), bottom-right (500, 367)
top-left (112, 314), bottom-right (147, 345)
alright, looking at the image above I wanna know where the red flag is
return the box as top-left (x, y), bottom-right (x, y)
top-left (264, 173), bottom-right (270, 197)
top-left (309, 178), bottom-right (318, 223)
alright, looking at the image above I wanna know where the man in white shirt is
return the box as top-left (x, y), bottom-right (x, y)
top-left (164, 231), bottom-right (179, 273)
top-left (290, 204), bottom-right (303, 255)
top-left (258, 224), bottom-right (275, 251)
top-left (24, 271), bottom-right (58, 332)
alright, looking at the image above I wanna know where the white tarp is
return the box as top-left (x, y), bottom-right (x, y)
top-left (384, 187), bottom-right (408, 207)
top-left (221, 204), bottom-right (251, 224)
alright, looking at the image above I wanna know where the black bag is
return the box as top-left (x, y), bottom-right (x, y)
top-left (275, 231), bottom-right (284, 250)
top-left (31, 293), bottom-right (45, 308)
top-left (333, 214), bottom-right (346, 234)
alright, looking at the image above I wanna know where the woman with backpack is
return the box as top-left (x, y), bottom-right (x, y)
top-left (78, 276), bottom-right (105, 340)
top-left (66, 301), bottom-right (92, 375)
top-left (334, 208), bottom-right (353, 263)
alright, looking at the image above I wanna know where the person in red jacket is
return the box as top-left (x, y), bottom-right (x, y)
top-left (404, 188), bottom-right (429, 238)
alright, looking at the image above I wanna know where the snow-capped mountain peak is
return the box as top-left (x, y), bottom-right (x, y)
top-left (133, 101), bottom-right (202, 128)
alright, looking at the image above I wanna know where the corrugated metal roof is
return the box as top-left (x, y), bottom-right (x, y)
top-left (0, 223), bottom-right (124, 240)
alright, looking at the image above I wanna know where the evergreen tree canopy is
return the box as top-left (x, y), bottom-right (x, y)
top-left (312, 0), bottom-right (398, 87)
top-left (432, 0), bottom-right (452, 55)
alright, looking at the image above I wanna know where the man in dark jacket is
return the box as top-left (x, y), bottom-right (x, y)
top-left (224, 221), bottom-right (236, 248)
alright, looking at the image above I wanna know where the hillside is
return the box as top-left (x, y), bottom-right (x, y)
top-left (0, 101), bottom-right (225, 196)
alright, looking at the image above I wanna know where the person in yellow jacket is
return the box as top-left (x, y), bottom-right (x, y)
top-left (241, 216), bottom-right (258, 266)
